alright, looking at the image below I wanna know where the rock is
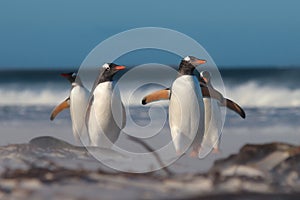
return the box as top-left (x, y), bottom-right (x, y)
top-left (209, 142), bottom-right (300, 194)
top-left (1, 137), bottom-right (300, 199)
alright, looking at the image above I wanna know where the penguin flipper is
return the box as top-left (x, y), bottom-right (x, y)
top-left (142, 88), bottom-right (170, 105)
top-left (85, 95), bottom-right (94, 128)
top-left (221, 98), bottom-right (246, 119)
top-left (50, 97), bottom-right (70, 120)
top-left (121, 102), bottom-right (126, 128)
top-left (201, 85), bottom-right (224, 103)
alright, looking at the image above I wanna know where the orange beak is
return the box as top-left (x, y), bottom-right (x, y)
top-left (114, 65), bottom-right (126, 70)
top-left (195, 59), bottom-right (206, 65)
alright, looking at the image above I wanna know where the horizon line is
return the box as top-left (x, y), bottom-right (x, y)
top-left (1, 65), bottom-right (300, 72)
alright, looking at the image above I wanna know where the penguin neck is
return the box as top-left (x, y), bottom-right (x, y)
top-left (98, 77), bottom-right (113, 84)
top-left (97, 70), bottom-right (114, 84)
top-left (178, 61), bottom-right (195, 76)
top-left (71, 77), bottom-right (84, 87)
top-left (177, 72), bottom-right (195, 78)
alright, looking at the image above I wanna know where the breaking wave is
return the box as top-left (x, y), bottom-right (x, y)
top-left (0, 88), bottom-right (69, 106)
top-left (225, 81), bottom-right (300, 108)
top-left (0, 81), bottom-right (299, 108)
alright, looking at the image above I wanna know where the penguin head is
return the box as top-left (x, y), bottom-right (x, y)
top-left (98, 63), bottom-right (126, 83)
top-left (200, 71), bottom-right (211, 84)
top-left (61, 72), bottom-right (77, 83)
top-left (179, 56), bottom-right (206, 75)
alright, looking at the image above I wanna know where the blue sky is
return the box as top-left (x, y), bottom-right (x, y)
top-left (0, 0), bottom-right (300, 69)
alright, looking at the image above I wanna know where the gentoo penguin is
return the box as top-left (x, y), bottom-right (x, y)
top-left (170, 56), bottom-right (207, 156)
top-left (143, 56), bottom-right (206, 157)
top-left (198, 71), bottom-right (222, 155)
top-left (50, 72), bottom-right (90, 144)
top-left (85, 63), bottom-right (126, 147)
top-left (142, 65), bottom-right (246, 157)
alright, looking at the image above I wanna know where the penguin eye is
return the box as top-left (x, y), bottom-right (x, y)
top-left (72, 73), bottom-right (76, 78)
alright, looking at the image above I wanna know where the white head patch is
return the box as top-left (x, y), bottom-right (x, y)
top-left (102, 63), bottom-right (110, 70)
top-left (184, 56), bottom-right (191, 62)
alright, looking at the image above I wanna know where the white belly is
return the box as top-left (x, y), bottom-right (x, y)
top-left (169, 75), bottom-right (204, 153)
top-left (70, 85), bottom-right (89, 144)
top-left (88, 82), bottom-right (125, 147)
top-left (199, 98), bottom-right (222, 157)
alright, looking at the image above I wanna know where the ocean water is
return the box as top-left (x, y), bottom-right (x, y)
top-left (0, 68), bottom-right (300, 173)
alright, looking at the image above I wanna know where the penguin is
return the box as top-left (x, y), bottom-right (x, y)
top-left (143, 56), bottom-right (206, 157)
top-left (50, 72), bottom-right (90, 144)
top-left (198, 71), bottom-right (222, 155)
top-left (142, 69), bottom-right (246, 156)
top-left (85, 63), bottom-right (126, 147)
top-left (169, 56), bottom-right (207, 157)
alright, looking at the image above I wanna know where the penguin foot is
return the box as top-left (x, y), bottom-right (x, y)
top-left (189, 145), bottom-right (202, 158)
top-left (189, 150), bottom-right (198, 158)
top-left (212, 148), bottom-right (221, 154)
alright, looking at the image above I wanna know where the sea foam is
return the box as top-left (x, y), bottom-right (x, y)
top-left (0, 81), bottom-right (299, 108)
top-left (0, 88), bottom-right (69, 106)
top-left (225, 81), bottom-right (300, 108)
